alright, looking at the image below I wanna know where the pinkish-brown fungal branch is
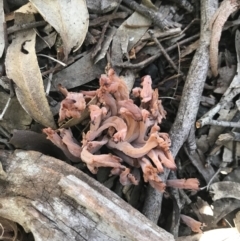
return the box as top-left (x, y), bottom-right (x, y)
top-left (111, 167), bottom-right (140, 186)
top-left (180, 214), bottom-right (204, 233)
top-left (44, 70), bottom-right (201, 193)
top-left (88, 105), bottom-right (107, 131)
top-left (86, 116), bottom-right (127, 142)
top-left (42, 127), bottom-right (81, 163)
top-left (81, 145), bottom-right (124, 174)
top-left (166, 178), bottom-right (200, 190)
top-left (58, 85), bottom-right (86, 123)
top-left (107, 133), bottom-right (163, 158)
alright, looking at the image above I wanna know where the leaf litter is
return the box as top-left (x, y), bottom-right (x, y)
top-left (2, 0), bottom-right (240, 240)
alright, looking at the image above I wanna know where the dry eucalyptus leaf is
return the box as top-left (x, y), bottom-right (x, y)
top-left (52, 51), bottom-right (107, 90)
top-left (35, 31), bottom-right (58, 53)
top-left (214, 66), bottom-right (236, 94)
top-left (7, 0), bottom-right (28, 8)
top-left (180, 40), bottom-right (199, 58)
top-left (17, 1), bottom-right (38, 13)
top-left (234, 211), bottom-right (240, 233)
top-left (5, 11), bottom-right (56, 129)
top-left (222, 147), bottom-right (233, 164)
top-left (211, 199), bottom-right (240, 227)
top-left (142, 0), bottom-right (158, 10)
top-left (30, 0), bottom-right (89, 57)
top-left (9, 130), bottom-right (67, 160)
top-left (87, 0), bottom-right (118, 13)
top-left (196, 135), bottom-right (209, 154)
top-left (207, 107), bottom-right (238, 146)
top-left (111, 11), bottom-right (151, 71)
top-left (116, 11), bottom-right (151, 51)
top-left (0, 93), bottom-right (32, 133)
top-left (223, 167), bottom-right (240, 183)
top-left (210, 181), bottom-right (240, 201)
top-left (94, 27), bottom-right (117, 64)
top-left (141, 28), bottom-right (181, 41)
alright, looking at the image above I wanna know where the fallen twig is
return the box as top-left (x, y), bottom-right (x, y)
top-left (142, 0), bottom-right (217, 223)
top-left (89, 12), bottom-right (128, 27)
top-left (7, 20), bottom-right (47, 34)
top-left (148, 30), bottom-right (183, 76)
top-left (115, 34), bottom-right (199, 69)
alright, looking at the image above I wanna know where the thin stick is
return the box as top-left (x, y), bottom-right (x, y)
top-left (199, 119), bottom-right (240, 128)
top-left (148, 30), bottom-right (183, 75)
top-left (7, 21), bottom-right (47, 34)
top-left (37, 54), bottom-right (67, 67)
top-left (0, 97), bottom-right (11, 120)
top-left (91, 21), bottom-right (109, 58)
top-left (200, 168), bottom-right (221, 191)
top-left (115, 34), bottom-right (200, 69)
top-left (46, 72), bottom-right (53, 95)
top-left (0, 126), bottom-right (10, 139)
top-left (89, 12), bottom-right (128, 27)
top-left (196, 88), bottom-right (240, 128)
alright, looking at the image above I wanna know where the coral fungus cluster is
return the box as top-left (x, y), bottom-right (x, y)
top-left (43, 69), bottom-right (199, 192)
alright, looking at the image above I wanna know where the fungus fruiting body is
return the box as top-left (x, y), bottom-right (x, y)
top-left (43, 69), bottom-right (199, 191)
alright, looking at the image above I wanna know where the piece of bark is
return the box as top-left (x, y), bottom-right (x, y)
top-left (0, 150), bottom-right (174, 241)
top-left (142, 0), bottom-right (218, 223)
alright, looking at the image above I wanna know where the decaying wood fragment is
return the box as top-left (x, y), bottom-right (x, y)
top-left (0, 150), bottom-right (174, 241)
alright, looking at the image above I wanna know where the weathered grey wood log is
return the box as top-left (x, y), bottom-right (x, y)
top-left (0, 150), bottom-right (174, 241)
